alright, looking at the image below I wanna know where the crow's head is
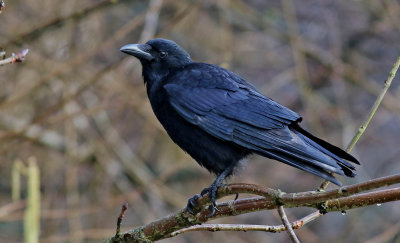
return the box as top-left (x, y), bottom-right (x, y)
top-left (120, 39), bottom-right (193, 83)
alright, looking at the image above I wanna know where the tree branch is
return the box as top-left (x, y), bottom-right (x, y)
top-left (277, 205), bottom-right (300, 243)
top-left (319, 55), bottom-right (400, 190)
top-left (346, 56), bottom-right (400, 152)
top-left (115, 203), bottom-right (128, 238)
top-left (0, 0), bottom-right (130, 47)
top-left (0, 49), bottom-right (29, 67)
top-left (168, 211), bottom-right (322, 237)
top-left (102, 173), bottom-right (400, 242)
top-left (0, 0), bottom-right (5, 14)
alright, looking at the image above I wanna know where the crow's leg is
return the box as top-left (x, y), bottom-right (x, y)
top-left (187, 164), bottom-right (235, 217)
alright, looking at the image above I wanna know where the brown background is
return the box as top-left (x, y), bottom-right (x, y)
top-left (1, 0), bottom-right (400, 242)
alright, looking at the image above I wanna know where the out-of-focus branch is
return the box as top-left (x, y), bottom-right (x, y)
top-left (0, 0), bottom-right (5, 14)
top-left (0, 49), bottom-right (28, 66)
top-left (280, 1), bottom-right (313, 240)
top-left (102, 173), bottom-right (400, 242)
top-left (0, 0), bottom-right (130, 47)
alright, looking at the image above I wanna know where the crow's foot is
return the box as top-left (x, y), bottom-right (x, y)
top-left (186, 194), bottom-right (201, 215)
top-left (186, 182), bottom-right (224, 217)
top-left (203, 181), bottom-right (224, 218)
top-left (186, 164), bottom-right (235, 217)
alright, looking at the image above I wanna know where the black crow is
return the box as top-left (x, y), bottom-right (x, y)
top-left (120, 38), bottom-right (359, 216)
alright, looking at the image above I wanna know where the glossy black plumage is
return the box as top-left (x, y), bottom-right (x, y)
top-left (120, 38), bottom-right (359, 215)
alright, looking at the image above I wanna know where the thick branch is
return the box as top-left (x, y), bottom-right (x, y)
top-left (219, 173), bottom-right (400, 206)
top-left (102, 174), bottom-right (400, 242)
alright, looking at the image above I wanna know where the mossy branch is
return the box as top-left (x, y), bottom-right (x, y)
top-left (102, 173), bottom-right (400, 242)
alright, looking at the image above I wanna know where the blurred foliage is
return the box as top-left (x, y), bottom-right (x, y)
top-left (0, 0), bottom-right (400, 242)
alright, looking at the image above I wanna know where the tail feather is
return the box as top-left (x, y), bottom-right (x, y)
top-left (254, 150), bottom-right (343, 186)
top-left (232, 123), bottom-right (359, 184)
top-left (291, 127), bottom-right (357, 177)
top-left (292, 123), bottom-right (360, 165)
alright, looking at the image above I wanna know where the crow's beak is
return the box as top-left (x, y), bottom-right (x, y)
top-left (120, 44), bottom-right (154, 61)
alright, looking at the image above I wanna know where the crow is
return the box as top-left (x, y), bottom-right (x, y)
top-left (120, 38), bottom-right (359, 216)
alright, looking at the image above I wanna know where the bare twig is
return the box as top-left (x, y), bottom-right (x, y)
top-left (0, 0), bottom-right (128, 47)
top-left (115, 203), bottom-right (128, 237)
top-left (169, 211), bottom-right (322, 237)
top-left (0, 49), bottom-right (29, 66)
top-left (278, 206), bottom-right (300, 243)
top-left (319, 55), bottom-right (400, 190)
top-left (346, 56), bottom-right (400, 152)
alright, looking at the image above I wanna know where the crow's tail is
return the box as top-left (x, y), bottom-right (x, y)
top-left (292, 124), bottom-right (359, 164)
top-left (290, 123), bottom-right (359, 179)
top-left (234, 123), bottom-right (360, 186)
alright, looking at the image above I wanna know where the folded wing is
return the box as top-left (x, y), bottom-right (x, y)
top-left (164, 64), bottom-right (358, 185)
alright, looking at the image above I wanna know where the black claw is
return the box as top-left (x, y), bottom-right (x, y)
top-left (204, 183), bottom-right (220, 217)
top-left (188, 166), bottom-right (233, 218)
top-left (187, 182), bottom-right (222, 217)
top-left (206, 204), bottom-right (216, 218)
top-left (200, 187), bottom-right (210, 196)
top-left (234, 193), bottom-right (239, 201)
top-left (186, 194), bottom-right (201, 214)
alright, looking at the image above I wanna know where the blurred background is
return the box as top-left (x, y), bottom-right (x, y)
top-left (1, 0), bottom-right (400, 242)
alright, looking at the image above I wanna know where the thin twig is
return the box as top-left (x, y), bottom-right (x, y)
top-left (278, 206), bottom-right (300, 243)
top-left (169, 211), bottom-right (322, 237)
top-left (115, 203), bottom-right (128, 237)
top-left (315, 55), bottom-right (400, 237)
top-left (346, 56), bottom-right (400, 152)
top-left (0, 49), bottom-right (29, 66)
top-left (319, 55), bottom-right (400, 190)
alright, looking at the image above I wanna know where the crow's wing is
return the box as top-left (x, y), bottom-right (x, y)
top-left (164, 64), bottom-right (301, 131)
top-left (164, 64), bottom-right (354, 184)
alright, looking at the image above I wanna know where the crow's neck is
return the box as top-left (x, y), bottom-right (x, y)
top-left (142, 65), bottom-right (168, 91)
top-left (143, 59), bottom-right (194, 93)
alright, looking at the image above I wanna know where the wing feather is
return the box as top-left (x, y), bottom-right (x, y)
top-left (163, 63), bottom-right (355, 184)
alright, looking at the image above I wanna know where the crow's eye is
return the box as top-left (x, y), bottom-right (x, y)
top-left (159, 51), bottom-right (167, 58)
